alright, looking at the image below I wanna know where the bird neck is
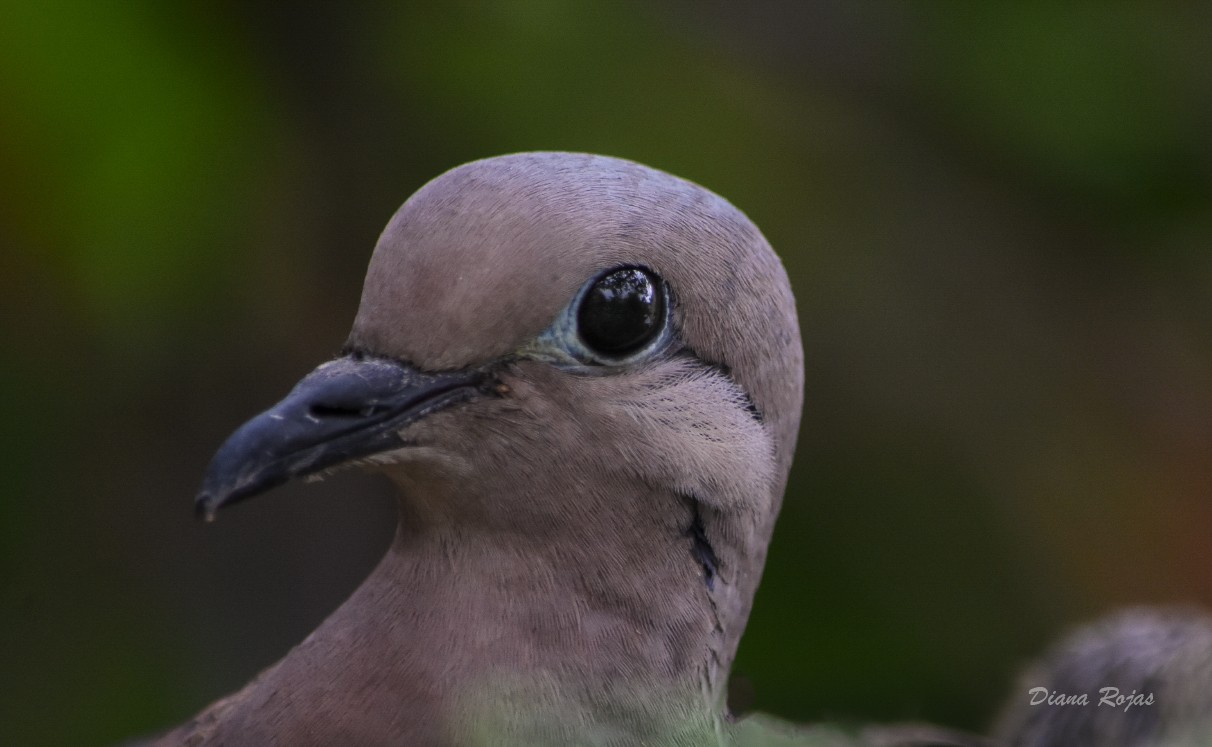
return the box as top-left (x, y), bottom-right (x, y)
top-left (172, 506), bottom-right (734, 746)
top-left (332, 509), bottom-right (732, 742)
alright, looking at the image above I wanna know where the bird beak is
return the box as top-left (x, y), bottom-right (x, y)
top-left (195, 355), bottom-right (486, 521)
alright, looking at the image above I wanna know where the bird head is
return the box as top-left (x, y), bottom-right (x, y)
top-left (196, 152), bottom-right (803, 679)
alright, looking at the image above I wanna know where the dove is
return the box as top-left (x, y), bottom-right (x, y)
top-left (155, 152), bottom-right (985, 747)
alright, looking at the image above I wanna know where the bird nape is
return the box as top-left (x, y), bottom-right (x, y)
top-left (136, 153), bottom-right (1211, 747)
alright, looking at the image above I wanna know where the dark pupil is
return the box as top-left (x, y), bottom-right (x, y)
top-left (578, 268), bottom-right (663, 356)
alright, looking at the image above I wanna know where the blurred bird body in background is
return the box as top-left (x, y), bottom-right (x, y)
top-left (994, 608), bottom-right (1212, 747)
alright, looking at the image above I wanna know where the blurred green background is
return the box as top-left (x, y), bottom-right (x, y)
top-left (2, 2), bottom-right (1210, 744)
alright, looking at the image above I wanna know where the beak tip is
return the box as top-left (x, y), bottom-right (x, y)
top-left (195, 492), bottom-right (223, 522)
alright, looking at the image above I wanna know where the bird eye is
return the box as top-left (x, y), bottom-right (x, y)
top-left (576, 267), bottom-right (666, 358)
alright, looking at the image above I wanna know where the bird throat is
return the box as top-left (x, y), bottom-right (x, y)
top-left (342, 511), bottom-right (733, 744)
